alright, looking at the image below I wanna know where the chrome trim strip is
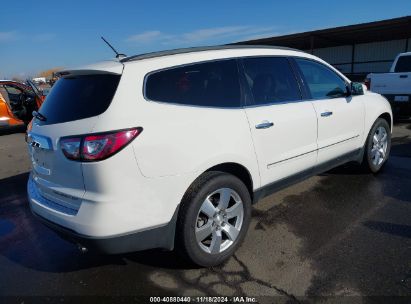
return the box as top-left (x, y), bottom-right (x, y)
top-left (26, 133), bottom-right (53, 150)
top-left (254, 148), bottom-right (362, 204)
top-left (319, 135), bottom-right (360, 150)
top-left (267, 135), bottom-right (360, 168)
top-left (267, 149), bottom-right (317, 168)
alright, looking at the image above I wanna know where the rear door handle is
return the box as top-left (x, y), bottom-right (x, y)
top-left (400, 74), bottom-right (408, 78)
top-left (255, 121), bottom-right (274, 129)
top-left (321, 111), bottom-right (333, 117)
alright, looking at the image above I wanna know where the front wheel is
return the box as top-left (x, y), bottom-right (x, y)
top-left (362, 118), bottom-right (391, 173)
top-left (176, 171), bottom-right (251, 267)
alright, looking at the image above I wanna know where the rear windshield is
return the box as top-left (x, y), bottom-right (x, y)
top-left (394, 55), bottom-right (411, 73)
top-left (37, 74), bottom-right (120, 125)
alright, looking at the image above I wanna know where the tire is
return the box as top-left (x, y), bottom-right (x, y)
top-left (176, 171), bottom-right (251, 267)
top-left (362, 118), bottom-right (391, 173)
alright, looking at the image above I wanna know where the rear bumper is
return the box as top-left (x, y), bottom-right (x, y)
top-left (31, 207), bottom-right (178, 254)
top-left (27, 174), bottom-right (179, 253)
top-left (383, 94), bottom-right (411, 117)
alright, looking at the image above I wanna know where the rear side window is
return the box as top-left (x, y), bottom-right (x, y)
top-left (242, 57), bottom-right (301, 106)
top-left (394, 55), bottom-right (411, 72)
top-left (295, 58), bottom-right (347, 99)
top-left (37, 74), bottom-right (120, 125)
top-left (145, 59), bottom-right (241, 108)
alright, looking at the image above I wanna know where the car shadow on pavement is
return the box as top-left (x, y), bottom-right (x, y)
top-left (391, 138), bottom-right (411, 158)
top-left (124, 250), bottom-right (196, 269)
top-left (252, 165), bottom-right (411, 296)
top-left (0, 172), bottom-right (195, 274)
top-left (363, 221), bottom-right (411, 239)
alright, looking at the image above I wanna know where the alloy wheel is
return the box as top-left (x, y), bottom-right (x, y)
top-left (371, 126), bottom-right (388, 166)
top-left (195, 188), bottom-right (244, 254)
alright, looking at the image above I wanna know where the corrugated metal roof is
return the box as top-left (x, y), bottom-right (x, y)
top-left (235, 16), bottom-right (411, 50)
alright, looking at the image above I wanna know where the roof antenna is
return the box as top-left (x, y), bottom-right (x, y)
top-left (101, 36), bottom-right (126, 59)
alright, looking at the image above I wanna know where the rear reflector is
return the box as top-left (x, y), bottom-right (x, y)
top-left (60, 127), bottom-right (142, 162)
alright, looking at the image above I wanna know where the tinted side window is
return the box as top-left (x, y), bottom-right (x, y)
top-left (145, 59), bottom-right (241, 107)
top-left (242, 57), bottom-right (301, 105)
top-left (394, 56), bottom-right (411, 72)
top-left (296, 58), bottom-right (347, 99)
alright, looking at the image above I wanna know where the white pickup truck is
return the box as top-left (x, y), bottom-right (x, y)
top-left (366, 52), bottom-right (411, 118)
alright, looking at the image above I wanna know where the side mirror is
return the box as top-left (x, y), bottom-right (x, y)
top-left (345, 84), bottom-right (352, 97)
top-left (351, 82), bottom-right (364, 96)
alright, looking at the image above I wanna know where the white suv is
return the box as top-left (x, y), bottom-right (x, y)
top-left (27, 46), bottom-right (392, 266)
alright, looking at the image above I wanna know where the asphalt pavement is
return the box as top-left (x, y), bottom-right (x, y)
top-left (0, 123), bottom-right (410, 301)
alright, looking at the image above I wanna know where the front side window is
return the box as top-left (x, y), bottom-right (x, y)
top-left (295, 58), bottom-right (347, 99)
top-left (242, 57), bottom-right (301, 106)
top-left (145, 59), bottom-right (241, 108)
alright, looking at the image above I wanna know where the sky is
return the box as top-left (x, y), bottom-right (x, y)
top-left (1, 0), bottom-right (410, 78)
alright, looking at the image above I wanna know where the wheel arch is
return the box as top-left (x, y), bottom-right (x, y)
top-left (378, 112), bottom-right (392, 131)
top-left (362, 93), bottom-right (393, 146)
top-left (204, 162), bottom-right (254, 201)
top-left (178, 161), bottom-right (255, 212)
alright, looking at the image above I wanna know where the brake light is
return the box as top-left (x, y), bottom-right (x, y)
top-left (364, 77), bottom-right (371, 90)
top-left (60, 128), bottom-right (142, 162)
top-left (61, 137), bottom-right (82, 160)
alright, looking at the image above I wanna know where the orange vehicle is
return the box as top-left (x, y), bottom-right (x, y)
top-left (0, 80), bottom-right (45, 128)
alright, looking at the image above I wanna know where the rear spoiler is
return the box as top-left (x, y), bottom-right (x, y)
top-left (56, 60), bottom-right (124, 77)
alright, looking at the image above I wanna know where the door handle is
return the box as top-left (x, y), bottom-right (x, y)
top-left (255, 120), bottom-right (274, 129)
top-left (321, 111), bottom-right (333, 117)
top-left (400, 74), bottom-right (408, 78)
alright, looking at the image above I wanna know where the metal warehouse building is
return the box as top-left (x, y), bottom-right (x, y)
top-left (236, 16), bottom-right (411, 81)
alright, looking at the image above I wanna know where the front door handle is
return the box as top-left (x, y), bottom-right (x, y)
top-left (255, 120), bottom-right (274, 129)
top-left (321, 111), bottom-right (333, 117)
top-left (400, 74), bottom-right (408, 78)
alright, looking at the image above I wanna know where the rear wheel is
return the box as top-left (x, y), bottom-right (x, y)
top-left (362, 118), bottom-right (391, 173)
top-left (176, 171), bottom-right (251, 267)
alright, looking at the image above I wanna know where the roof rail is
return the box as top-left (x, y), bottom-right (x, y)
top-left (120, 44), bottom-right (300, 63)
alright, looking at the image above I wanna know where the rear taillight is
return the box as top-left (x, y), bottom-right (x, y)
top-left (364, 77), bottom-right (371, 90)
top-left (60, 128), bottom-right (142, 162)
top-left (61, 137), bottom-right (82, 160)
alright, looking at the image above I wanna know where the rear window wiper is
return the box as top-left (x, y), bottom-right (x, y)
top-left (32, 111), bottom-right (47, 122)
